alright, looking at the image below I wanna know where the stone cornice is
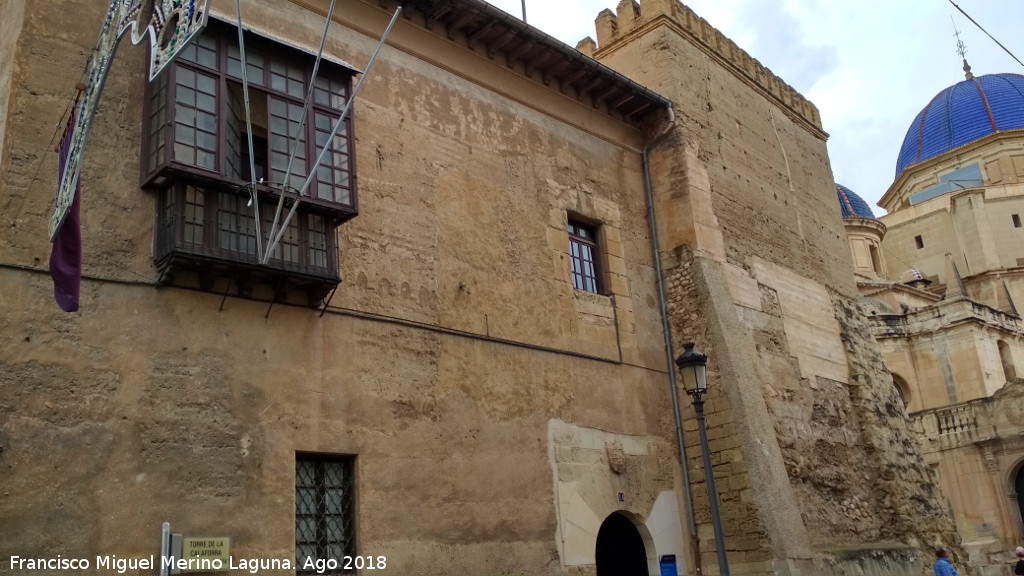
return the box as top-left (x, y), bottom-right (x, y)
top-left (880, 129), bottom-right (1024, 212)
top-left (859, 281), bottom-right (940, 303)
top-left (844, 217), bottom-right (887, 238)
top-left (869, 296), bottom-right (1024, 339)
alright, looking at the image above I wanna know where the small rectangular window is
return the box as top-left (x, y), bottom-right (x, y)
top-left (1013, 214), bottom-right (1021, 228)
top-left (296, 455), bottom-right (355, 575)
top-left (869, 244), bottom-right (882, 274)
top-left (568, 221), bottom-right (601, 294)
top-left (915, 235), bottom-right (924, 249)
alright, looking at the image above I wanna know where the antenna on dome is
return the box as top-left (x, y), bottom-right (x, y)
top-left (951, 17), bottom-right (974, 79)
top-left (948, 0), bottom-right (1024, 71)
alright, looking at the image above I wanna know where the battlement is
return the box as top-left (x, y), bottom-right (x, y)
top-left (576, 0), bottom-right (822, 131)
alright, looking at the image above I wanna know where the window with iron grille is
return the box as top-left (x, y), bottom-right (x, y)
top-left (296, 455), bottom-right (355, 575)
top-left (568, 221), bottom-right (601, 293)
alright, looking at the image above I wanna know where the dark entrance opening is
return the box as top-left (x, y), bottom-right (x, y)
top-left (1016, 465), bottom-right (1024, 533)
top-left (596, 512), bottom-right (648, 576)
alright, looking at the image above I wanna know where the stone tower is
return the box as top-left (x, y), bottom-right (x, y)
top-left (580, 1), bottom-right (963, 575)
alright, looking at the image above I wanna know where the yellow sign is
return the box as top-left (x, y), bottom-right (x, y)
top-left (180, 537), bottom-right (231, 573)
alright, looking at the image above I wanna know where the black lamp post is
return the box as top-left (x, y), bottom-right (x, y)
top-left (676, 343), bottom-right (730, 576)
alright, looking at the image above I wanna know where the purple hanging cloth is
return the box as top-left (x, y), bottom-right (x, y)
top-left (49, 109), bottom-right (82, 313)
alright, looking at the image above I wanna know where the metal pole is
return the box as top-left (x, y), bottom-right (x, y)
top-left (265, 4), bottom-right (403, 262)
top-left (160, 522), bottom-right (170, 576)
top-left (694, 395), bottom-right (730, 576)
top-left (521, 0), bottom-right (526, 23)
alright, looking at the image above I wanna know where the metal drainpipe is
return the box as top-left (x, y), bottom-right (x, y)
top-left (642, 105), bottom-right (700, 569)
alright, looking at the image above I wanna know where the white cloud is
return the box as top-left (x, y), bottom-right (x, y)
top-left (484, 0), bottom-right (1024, 212)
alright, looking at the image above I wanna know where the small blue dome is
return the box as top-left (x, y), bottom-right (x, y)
top-left (836, 184), bottom-right (875, 219)
top-left (895, 73), bottom-right (1024, 178)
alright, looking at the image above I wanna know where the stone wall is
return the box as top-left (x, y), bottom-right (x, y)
top-left (0, 0), bottom-right (26, 179)
top-left (589, 1), bottom-right (965, 575)
top-left (0, 2), bottom-right (685, 575)
top-left (909, 379), bottom-right (1024, 576)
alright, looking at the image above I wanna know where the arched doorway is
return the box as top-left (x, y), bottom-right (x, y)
top-left (891, 373), bottom-right (910, 411)
top-left (596, 512), bottom-right (648, 576)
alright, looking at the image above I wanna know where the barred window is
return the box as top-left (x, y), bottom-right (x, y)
top-left (296, 455), bottom-right (355, 575)
top-left (568, 221), bottom-right (601, 293)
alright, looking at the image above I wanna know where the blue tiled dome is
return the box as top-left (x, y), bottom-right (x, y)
top-left (895, 73), bottom-right (1024, 178)
top-left (836, 184), bottom-right (875, 219)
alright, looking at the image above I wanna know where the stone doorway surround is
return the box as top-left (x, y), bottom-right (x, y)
top-left (548, 419), bottom-right (686, 576)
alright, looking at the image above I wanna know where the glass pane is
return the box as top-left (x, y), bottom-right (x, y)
top-left (178, 68), bottom-right (196, 88)
top-left (174, 143), bottom-right (195, 164)
top-left (176, 86), bottom-right (196, 106)
top-left (199, 131), bottom-right (218, 152)
top-left (175, 124), bottom-right (194, 145)
top-left (326, 544), bottom-right (344, 561)
top-left (199, 111), bottom-right (217, 132)
top-left (179, 43), bottom-right (197, 64)
top-left (270, 98), bottom-right (286, 117)
top-left (197, 150), bottom-right (216, 170)
top-left (198, 47), bottom-right (217, 69)
top-left (175, 104), bottom-right (195, 126)
top-left (197, 93), bottom-right (216, 112)
top-left (326, 518), bottom-right (343, 542)
top-left (271, 74), bottom-right (286, 93)
top-left (314, 87), bottom-right (329, 106)
top-left (197, 74), bottom-right (216, 95)
top-left (296, 544), bottom-right (316, 565)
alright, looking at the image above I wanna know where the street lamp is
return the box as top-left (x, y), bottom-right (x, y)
top-left (676, 343), bottom-right (730, 576)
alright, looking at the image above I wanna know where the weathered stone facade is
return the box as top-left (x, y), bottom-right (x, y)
top-left (591, 1), bottom-right (965, 575)
top-left (835, 60), bottom-right (1024, 576)
top-left (0, 1), bottom-right (960, 576)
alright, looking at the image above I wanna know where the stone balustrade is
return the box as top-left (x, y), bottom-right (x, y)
top-left (910, 400), bottom-right (987, 449)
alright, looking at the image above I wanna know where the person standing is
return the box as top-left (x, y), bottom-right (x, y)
top-left (1014, 546), bottom-right (1024, 576)
top-left (933, 548), bottom-right (959, 576)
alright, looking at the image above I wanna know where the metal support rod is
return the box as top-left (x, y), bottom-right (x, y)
top-left (265, 4), bottom-right (403, 262)
top-left (235, 2), bottom-right (263, 261)
top-left (694, 395), bottom-right (730, 576)
top-left (268, 0), bottom-right (340, 254)
top-left (160, 522), bottom-right (170, 576)
top-left (521, 0), bottom-right (526, 23)
top-left (641, 105), bottom-right (699, 556)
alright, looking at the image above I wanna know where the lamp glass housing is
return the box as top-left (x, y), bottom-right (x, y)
top-left (676, 343), bottom-right (708, 395)
top-left (682, 363), bottom-right (707, 394)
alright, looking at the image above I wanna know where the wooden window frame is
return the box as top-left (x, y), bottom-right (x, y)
top-left (141, 19), bottom-right (359, 222)
top-left (155, 182), bottom-right (338, 279)
top-left (568, 220), bottom-right (603, 294)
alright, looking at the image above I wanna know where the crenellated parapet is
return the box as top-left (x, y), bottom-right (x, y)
top-left (577, 0), bottom-right (823, 132)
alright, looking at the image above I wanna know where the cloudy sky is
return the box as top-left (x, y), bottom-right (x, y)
top-left (484, 0), bottom-right (1024, 214)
